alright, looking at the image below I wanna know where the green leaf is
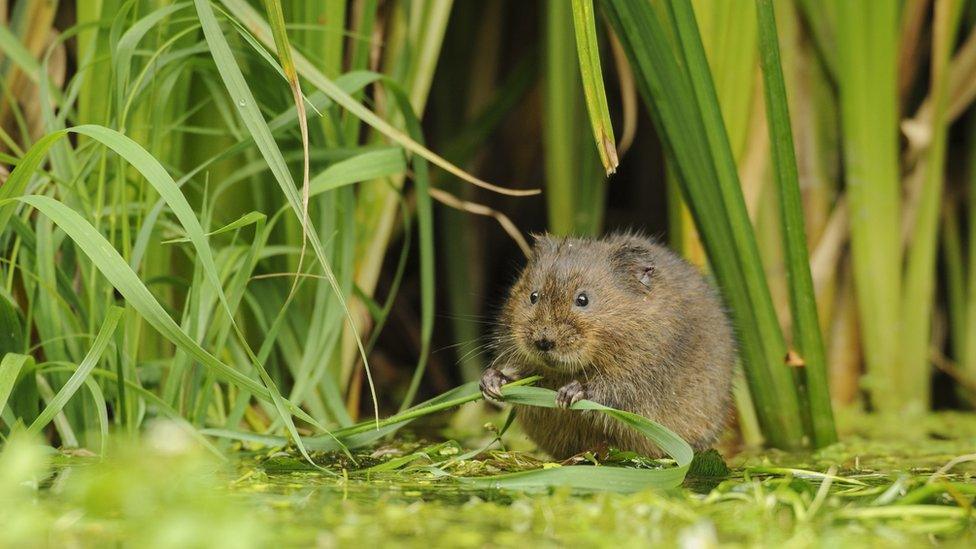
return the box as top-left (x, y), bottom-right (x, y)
top-left (0, 354), bottom-right (32, 419)
top-left (0, 130), bottom-right (67, 234)
top-left (0, 23), bottom-right (63, 107)
top-left (571, 0), bottom-right (618, 174)
top-left (163, 211), bottom-right (266, 244)
top-left (204, 378), bottom-right (693, 492)
top-left (309, 148), bottom-right (407, 196)
top-left (69, 125), bottom-right (232, 317)
top-left (899, 0), bottom-right (963, 412)
top-left (0, 293), bottom-right (25, 356)
top-left (755, 0), bottom-right (836, 446)
top-left (460, 385), bottom-right (691, 492)
top-left (27, 307), bottom-right (123, 435)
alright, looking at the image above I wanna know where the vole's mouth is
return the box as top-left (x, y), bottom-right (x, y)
top-left (529, 349), bottom-right (584, 372)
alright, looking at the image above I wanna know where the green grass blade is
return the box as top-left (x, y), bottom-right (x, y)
top-left (944, 205), bottom-right (966, 366)
top-left (666, 0), bottom-right (798, 430)
top-left (80, 377), bottom-right (109, 455)
top-left (0, 23), bottom-right (63, 107)
top-left (68, 125), bottom-right (314, 454)
top-left (0, 292), bottom-right (25, 357)
top-left (964, 120), bottom-right (976, 381)
top-left (163, 212), bottom-right (266, 244)
top-left (27, 307), bottom-right (123, 435)
top-left (755, 0), bottom-right (835, 446)
top-left (308, 148), bottom-right (407, 196)
top-left (39, 365), bottom-right (225, 459)
top-left (0, 353), bottom-right (32, 419)
top-left (261, 0), bottom-right (312, 304)
top-left (113, 3), bottom-right (190, 115)
top-left (571, 0), bottom-right (618, 175)
top-left (0, 131), bottom-right (66, 233)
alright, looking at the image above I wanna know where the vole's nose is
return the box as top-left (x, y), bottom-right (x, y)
top-left (534, 338), bottom-right (555, 352)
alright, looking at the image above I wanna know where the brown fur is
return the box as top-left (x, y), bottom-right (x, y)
top-left (487, 233), bottom-right (736, 459)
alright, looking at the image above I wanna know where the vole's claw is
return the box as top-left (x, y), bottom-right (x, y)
top-left (480, 368), bottom-right (510, 401)
top-left (555, 380), bottom-right (587, 409)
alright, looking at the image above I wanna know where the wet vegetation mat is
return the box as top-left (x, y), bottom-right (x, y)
top-left (2, 412), bottom-right (974, 548)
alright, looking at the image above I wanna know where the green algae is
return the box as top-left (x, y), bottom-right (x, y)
top-left (2, 412), bottom-right (975, 547)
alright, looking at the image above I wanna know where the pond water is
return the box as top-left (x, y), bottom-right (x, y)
top-left (2, 411), bottom-right (975, 547)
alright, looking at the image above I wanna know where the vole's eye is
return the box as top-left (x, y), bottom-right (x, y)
top-left (575, 292), bottom-right (589, 307)
top-left (530, 291), bottom-right (540, 304)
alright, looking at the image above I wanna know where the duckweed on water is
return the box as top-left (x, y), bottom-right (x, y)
top-left (1, 413), bottom-right (975, 547)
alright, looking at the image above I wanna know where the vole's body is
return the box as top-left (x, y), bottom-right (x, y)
top-left (481, 234), bottom-right (735, 459)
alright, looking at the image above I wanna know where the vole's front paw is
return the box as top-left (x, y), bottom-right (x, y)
top-left (555, 380), bottom-right (587, 409)
top-left (480, 368), bottom-right (511, 401)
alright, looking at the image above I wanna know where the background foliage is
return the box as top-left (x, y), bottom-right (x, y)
top-left (0, 0), bottom-right (974, 456)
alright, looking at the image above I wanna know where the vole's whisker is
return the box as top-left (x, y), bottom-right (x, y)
top-left (434, 337), bottom-right (485, 354)
top-left (437, 315), bottom-right (501, 327)
top-left (457, 343), bottom-right (493, 365)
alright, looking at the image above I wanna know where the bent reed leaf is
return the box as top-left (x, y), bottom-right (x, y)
top-left (203, 378), bottom-right (693, 492)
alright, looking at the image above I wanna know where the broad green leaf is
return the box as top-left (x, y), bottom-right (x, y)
top-left (203, 377), bottom-right (693, 492)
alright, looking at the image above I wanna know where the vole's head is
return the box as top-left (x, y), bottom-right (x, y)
top-left (498, 234), bottom-right (662, 375)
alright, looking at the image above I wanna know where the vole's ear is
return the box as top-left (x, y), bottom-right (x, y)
top-left (529, 233), bottom-right (557, 258)
top-left (610, 240), bottom-right (656, 289)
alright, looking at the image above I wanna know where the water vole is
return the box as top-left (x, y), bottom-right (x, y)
top-left (480, 233), bottom-right (736, 459)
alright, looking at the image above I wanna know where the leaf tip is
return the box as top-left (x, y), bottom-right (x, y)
top-left (602, 133), bottom-right (619, 175)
